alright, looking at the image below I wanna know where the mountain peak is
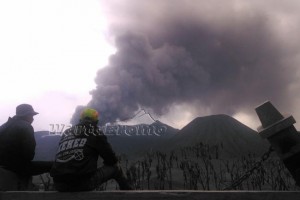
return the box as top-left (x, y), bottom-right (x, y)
top-left (192, 114), bottom-right (239, 123)
top-left (167, 114), bottom-right (268, 157)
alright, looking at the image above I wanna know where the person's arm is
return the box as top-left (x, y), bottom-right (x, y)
top-left (95, 133), bottom-right (118, 166)
top-left (19, 124), bottom-right (36, 161)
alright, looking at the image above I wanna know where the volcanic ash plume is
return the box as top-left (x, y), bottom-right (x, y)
top-left (71, 0), bottom-right (300, 125)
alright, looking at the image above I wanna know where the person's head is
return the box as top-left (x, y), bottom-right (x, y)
top-left (15, 104), bottom-right (39, 124)
top-left (80, 108), bottom-right (99, 125)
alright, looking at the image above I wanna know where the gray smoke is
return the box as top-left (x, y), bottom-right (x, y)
top-left (71, 0), bottom-right (300, 125)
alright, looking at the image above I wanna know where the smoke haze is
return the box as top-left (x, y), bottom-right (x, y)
top-left (71, 0), bottom-right (300, 127)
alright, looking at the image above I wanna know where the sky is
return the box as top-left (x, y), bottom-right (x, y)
top-left (1, 0), bottom-right (300, 132)
top-left (0, 0), bottom-right (115, 131)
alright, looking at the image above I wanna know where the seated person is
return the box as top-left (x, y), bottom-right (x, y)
top-left (50, 108), bottom-right (132, 191)
top-left (0, 104), bottom-right (53, 190)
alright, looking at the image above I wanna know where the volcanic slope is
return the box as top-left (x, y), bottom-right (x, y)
top-left (165, 114), bottom-right (269, 157)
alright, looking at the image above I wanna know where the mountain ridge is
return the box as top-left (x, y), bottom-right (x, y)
top-left (33, 115), bottom-right (270, 160)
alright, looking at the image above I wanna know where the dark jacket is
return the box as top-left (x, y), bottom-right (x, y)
top-left (0, 117), bottom-right (36, 173)
top-left (50, 121), bottom-right (118, 181)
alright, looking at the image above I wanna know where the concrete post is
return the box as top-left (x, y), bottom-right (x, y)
top-left (255, 101), bottom-right (300, 185)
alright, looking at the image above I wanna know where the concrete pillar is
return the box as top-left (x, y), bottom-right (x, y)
top-left (255, 101), bottom-right (300, 185)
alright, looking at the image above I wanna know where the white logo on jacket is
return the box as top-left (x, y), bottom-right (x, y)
top-left (55, 137), bottom-right (87, 163)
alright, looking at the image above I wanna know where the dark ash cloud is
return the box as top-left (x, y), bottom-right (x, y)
top-left (71, 0), bottom-right (300, 125)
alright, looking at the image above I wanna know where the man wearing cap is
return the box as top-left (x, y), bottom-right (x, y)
top-left (50, 108), bottom-right (132, 191)
top-left (0, 104), bottom-right (52, 189)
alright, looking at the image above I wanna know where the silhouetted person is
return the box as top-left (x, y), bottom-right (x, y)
top-left (50, 108), bottom-right (132, 191)
top-left (0, 104), bottom-right (53, 190)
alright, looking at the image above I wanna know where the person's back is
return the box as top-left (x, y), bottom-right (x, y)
top-left (0, 104), bottom-right (53, 191)
top-left (50, 122), bottom-right (117, 180)
top-left (0, 116), bottom-right (36, 173)
top-left (50, 108), bottom-right (132, 191)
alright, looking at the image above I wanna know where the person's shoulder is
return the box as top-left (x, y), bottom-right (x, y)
top-left (12, 117), bottom-right (33, 129)
top-left (84, 128), bottom-right (106, 139)
top-left (62, 126), bottom-right (76, 137)
top-left (7, 117), bottom-right (34, 134)
top-left (91, 127), bottom-right (105, 136)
